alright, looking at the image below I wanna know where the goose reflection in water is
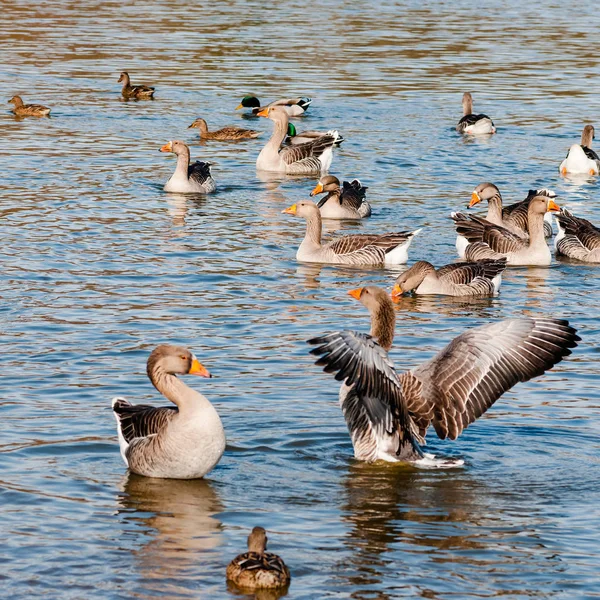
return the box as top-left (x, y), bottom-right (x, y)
top-left (165, 195), bottom-right (207, 228)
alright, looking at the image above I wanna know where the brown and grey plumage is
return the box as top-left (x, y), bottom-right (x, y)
top-left (309, 175), bottom-right (371, 219)
top-left (392, 259), bottom-right (506, 297)
top-left (188, 117), bottom-right (261, 141)
top-left (456, 92), bottom-right (496, 135)
top-left (226, 527), bottom-right (291, 591)
top-left (555, 209), bottom-right (600, 263)
top-left (118, 71), bottom-right (155, 99)
top-left (8, 95), bottom-right (51, 117)
top-left (308, 286), bottom-right (579, 463)
top-left (160, 140), bottom-right (216, 193)
top-left (111, 344), bottom-right (225, 479)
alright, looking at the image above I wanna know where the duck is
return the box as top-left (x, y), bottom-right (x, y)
top-left (226, 527), bottom-right (291, 591)
top-left (111, 344), bottom-right (226, 479)
top-left (555, 209), bottom-right (600, 263)
top-left (456, 92), bottom-right (496, 134)
top-left (559, 125), bottom-right (600, 175)
top-left (160, 140), bottom-right (216, 193)
top-left (236, 94), bottom-right (311, 116)
top-left (118, 71), bottom-right (155, 99)
top-left (308, 286), bottom-right (579, 463)
top-left (256, 106), bottom-right (339, 174)
top-left (286, 123), bottom-right (344, 146)
top-left (392, 259), bottom-right (506, 297)
top-left (188, 117), bottom-right (261, 141)
top-left (8, 95), bottom-right (51, 117)
top-left (452, 195), bottom-right (560, 265)
top-left (309, 175), bottom-right (371, 219)
top-left (282, 201), bottom-right (420, 265)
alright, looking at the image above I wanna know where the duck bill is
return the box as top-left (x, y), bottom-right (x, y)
top-left (547, 199), bottom-right (560, 212)
top-left (282, 204), bottom-right (297, 215)
top-left (256, 108), bottom-right (269, 118)
top-left (391, 284), bottom-right (404, 300)
top-left (348, 288), bottom-right (363, 301)
top-left (468, 192), bottom-right (481, 208)
top-left (160, 142), bottom-right (172, 153)
top-left (189, 358), bottom-right (212, 378)
top-left (235, 103), bottom-right (244, 110)
top-left (310, 182), bottom-right (324, 197)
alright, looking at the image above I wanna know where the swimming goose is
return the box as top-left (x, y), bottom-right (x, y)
top-left (452, 195), bottom-right (560, 265)
top-left (309, 175), bottom-right (371, 219)
top-left (555, 209), bottom-right (600, 263)
top-left (188, 118), bottom-right (261, 141)
top-left (308, 286), bottom-right (579, 463)
top-left (8, 95), bottom-right (50, 117)
top-left (283, 201), bottom-right (420, 265)
top-left (456, 92), bottom-right (496, 135)
top-left (256, 106), bottom-right (338, 174)
top-left (226, 527), bottom-right (291, 591)
top-left (392, 259), bottom-right (506, 297)
top-left (160, 140), bottom-right (216, 193)
top-left (111, 345), bottom-right (225, 479)
top-left (118, 71), bottom-right (155, 99)
top-left (236, 94), bottom-right (312, 116)
top-left (559, 125), bottom-right (600, 175)
top-left (286, 123), bottom-right (344, 146)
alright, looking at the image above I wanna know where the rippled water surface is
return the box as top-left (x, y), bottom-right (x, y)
top-left (2, 1), bottom-right (600, 598)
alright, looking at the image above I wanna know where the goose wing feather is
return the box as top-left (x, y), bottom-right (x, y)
top-left (112, 399), bottom-right (178, 443)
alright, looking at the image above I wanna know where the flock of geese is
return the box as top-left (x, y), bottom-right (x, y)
top-left (13, 73), bottom-right (597, 593)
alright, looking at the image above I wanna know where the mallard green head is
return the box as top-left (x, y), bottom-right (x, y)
top-left (287, 123), bottom-right (297, 137)
top-left (236, 95), bottom-right (261, 110)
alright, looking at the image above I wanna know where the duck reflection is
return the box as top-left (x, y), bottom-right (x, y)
top-left (226, 580), bottom-right (289, 600)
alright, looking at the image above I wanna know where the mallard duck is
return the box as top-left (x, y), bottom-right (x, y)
top-left (286, 123), bottom-right (344, 146)
top-left (308, 286), bottom-right (579, 463)
top-left (188, 118), bottom-right (261, 141)
top-left (8, 95), bottom-right (50, 117)
top-left (118, 71), bottom-right (155, 99)
top-left (456, 92), bottom-right (496, 134)
top-left (256, 106), bottom-right (339, 174)
top-left (559, 125), bottom-right (600, 175)
top-left (309, 175), bottom-right (371, 219)
top-left (160, 140), bottom-right (216, 193)
top-left (452, 195), bottom-right (560, 265)
top-left (282, 200), bottom-right (420, 265)
top-left (236, 94), bottom-right (311, 116)
top-left (226, 527), bottom-right (291, 591)
top-left (392, 259), bottom-right (506, 297)
top-left (111, 345), bottom-right (225, 479)
top-left (555, 209), bottom-right (600, 263)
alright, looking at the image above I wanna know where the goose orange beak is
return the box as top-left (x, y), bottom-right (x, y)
top-left (160, 141), bottom-right (172, 153)
top-left (310, 182), bottom-right (324, 197)
top-left (348, 288), bottom-right (363, 301)
top-left (256, 108), bottom-right (269, 118)
top-left (391, 283), bottom-right (403, 300)
top-left (189, 357), bottom-right (212, 378)
top-left (282, 203), bottom-right (297, 215)
top-left (468, 191), bottom-right (481, 208)
top-left (547, 199), bottom-right (560, 212)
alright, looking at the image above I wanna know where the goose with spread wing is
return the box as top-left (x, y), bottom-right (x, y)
top-left (308, 286), bottom-right (578, 464)
top-left (555, 209), bottom-right (600, 263)
top-left (236, 94), bottom-right (312, 116)
top-left (456, 92), bottom-right (496, 135)
top-left (309, 175), bottom-right (371, 219)
top-left (111, 345), bottom-right (225, 479)
top-left (160, 140), bottom-right (216, 193)
top-left (560, 125), bottom-right (600, 175)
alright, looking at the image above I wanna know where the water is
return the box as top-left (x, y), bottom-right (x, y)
top-left (2, 1), bottom-right (600, 598)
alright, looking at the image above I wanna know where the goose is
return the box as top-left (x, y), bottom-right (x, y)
top-left (236, 94), bottom-right (311, 116)
top-left (559, 125), bottom-right (600, 175)
top-left (456, 92), bottom-right (496, 135)
top-left (286, 123), bottom-right (344, 146)
top-left (452, 195), bottom-right (560, 265)
top-left (392, 259), bottom-right (506, 297)
top-left (555, 209), bottom-right (600, 263)
top-left (309, 175), bottom-right (371, 219)
top-left (188, 117), bottom-right (261, 141)
top-left (118, 71), bottom-right (155, 99)
top-left (282, 201), bottom-right (420, 265)
top-left (226, 527), bottom-right (291, 591)
top-left (256, 106), bottom-right (339, 174)
top-left (308, 286), bottom-right (579, 463)
top-left (111, 345), bottom-right (225, 479)
top-left (8, 95), bottom-right (50, 117)
top-left (160, 140), bottom-right (216, 193)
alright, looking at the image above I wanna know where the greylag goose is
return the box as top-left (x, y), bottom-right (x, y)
top-left (256, 106), bottom-right (338, 174)
top-left (8, 95), bottom-right (50, 117)
top-left (282, 201), bottom-right (420, 265)
top-left (226, 527), bottom-right (291, 591)
top-left (236, 94), bottom-right (311, 116)
top-left (452, 195), bottom-right (560, 265)
top-left (118, 71), bottom-right (155, 99)
top-left (188, 118), bottom-right (261, 140)
top-left (456, 92), bottom-right (496, 135)
top-left (309, 175), bottom-right (371, 219)
top-left (286, 123), bottom-right (344, 146)
top-left (308, 286), bottom-right (579, 464)
top-left (111, 345), bottom-right (225, 479)
top-left (392, 259), bottom-right (506, 297)
top-left (555, 209), bottom-right (600, 263)
top-left (559, 125), bottom-right (600, 175)
top-left (160, 140), bottom-right (216, 193)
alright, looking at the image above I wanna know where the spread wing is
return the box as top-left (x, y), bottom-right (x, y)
top-left (112, 399), bottom-right (178, 444)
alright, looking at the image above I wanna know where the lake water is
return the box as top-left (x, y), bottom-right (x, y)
top-left (2, 1), bottom-right (600, 598)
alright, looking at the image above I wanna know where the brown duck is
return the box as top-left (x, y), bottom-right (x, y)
top-left (118, 72), bottom-right (155, 99)
top-left (188, 118), bottom-right (261, 140)
top-left (9, 95), bottom-right (51, 117)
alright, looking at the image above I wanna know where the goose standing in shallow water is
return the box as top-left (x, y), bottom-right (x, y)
top-left (555, 209), bottom-right (600, 263)
top-left (111, 345), bottom-right (225, 479)
top-left (282, 201), bottom-right (420, 265)
top-left (456, 92), bottom-right (496, 135)
top-left (308, 286), bottom-right (579, 464)
top-left (310, 175), bottom-right (371, 219)
top-left (160, 140), bottom-right (216, 193)
top-left (286, 123), bottom-right (345, 146)
top-left (118, 71), bottom-right (155, 99)
top-left (559, 125), bottom-right (600, 175)
top-left (236, 94), bottom-right (312, 116)
top-left (188, 117), bottom-right (261, 141)
top-left (9, 95), bottom-right (51, 117)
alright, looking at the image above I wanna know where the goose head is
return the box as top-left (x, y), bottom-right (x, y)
top-left (282, 200), bottom-right (319, 219)
top-left (147, 344), bottom-right (211, 379)
top-left (348, 286), bottom-right (396, 349)
top-left (256, 105), bottom-right (289, 123)
top-left (529, 195), bottom-right (560, 215)
top-left (310, 175), bottom-right (341, 197)
top-left (469, 182), bottom-right (500, 208)
top-left (462, 92), bottom-right (473, 115)
top-left (392, 261), bottom-right (435, 298)
top-left (160, 140), bottom-right (188, 155)
top-left (581, 124), bottom-right (595, 148)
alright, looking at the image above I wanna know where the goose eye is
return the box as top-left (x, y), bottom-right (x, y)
top-left (180, 355), bottom-right (187, 360)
